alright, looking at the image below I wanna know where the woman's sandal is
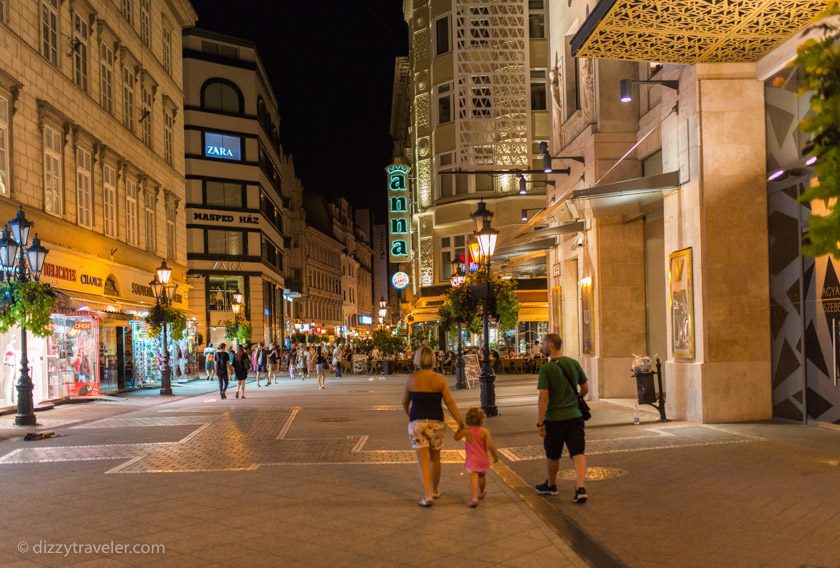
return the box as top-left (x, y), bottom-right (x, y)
top-left (468, 500), bottom-right (479, 508)
top-left (432, 492), bottom-right (441, 499)
top-left (418, 498), bottom-right (433, 508)
top-left (478, 491), bottom-right (486, 500)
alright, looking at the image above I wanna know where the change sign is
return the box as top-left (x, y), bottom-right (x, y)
top-left (386, 164), bottom-right (411, 262)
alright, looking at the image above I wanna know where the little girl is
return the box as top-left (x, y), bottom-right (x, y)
top-left (455, 407), bottom-right (499, 507)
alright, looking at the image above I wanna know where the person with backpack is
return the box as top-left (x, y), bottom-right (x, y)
top-left (203, 343), bottom-right (216, 381)
top-left (534, 333), bottom-right (589, 504)
top-left (214, 342), bottom-right (230, 399)
top-left (254, 342), bottom-right (269, 387)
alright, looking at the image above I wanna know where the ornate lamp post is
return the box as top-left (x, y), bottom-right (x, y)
top-left (378, 296), bottom-right (387, 328)
top-left (150, 260), bottom-right (177, 396)
top-left (449, 257), bottom-right (467, 390)
top-left (471, 201), bottom-right (499, 417)
top-left (0, 209), bottom-right (49, 426)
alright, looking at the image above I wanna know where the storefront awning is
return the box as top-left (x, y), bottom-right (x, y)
top-left (54, 289), bottom-right (125, 313)
top-left (495, 221), bottom-right (586, 258)
top-left (572, 171), bottom-right (680, 199)
top-left (571, 0), bottom-right (830, 64)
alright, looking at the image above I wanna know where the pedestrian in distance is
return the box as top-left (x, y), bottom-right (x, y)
top-left (214, 342), bottom-right (229, 399)
top-left (535, 333), bottom-right (589, 503)
top-left (402, 344), bottom-right (465, 508)
top-left (455, 407), bottom-right (498, 508)
top-left (332, 344), bottom-right (342, 378)
top-left (267, 343), bottom-right (279, 385)
top-left (315, 346), bottom-right (327, 390)
top-left (232, 344), bottom-right (251, 399)
top-left (203, 343), bottom-right (216, 381)
top-left (289, 345), bottom-right (297, 380)
top-left (255, 342), bottom-right (268, 387)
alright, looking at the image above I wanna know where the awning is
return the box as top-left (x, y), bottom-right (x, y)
top-left (572, 171), bottom-right (680, 199)
top-left (54, 289), bottom-right (125, 313)
top-left (518, 306), bottom-right (549, 323)
top-left (495, 222), bottom-right (586, 258)
top-left (571, 0), bottom-right (830, 64)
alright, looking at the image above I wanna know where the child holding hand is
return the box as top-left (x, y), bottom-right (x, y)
top-left (455, 407), bottom-right (499, 507)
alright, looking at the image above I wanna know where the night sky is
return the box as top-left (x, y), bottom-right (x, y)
top-left (192, 0), bottom-right (408, 220)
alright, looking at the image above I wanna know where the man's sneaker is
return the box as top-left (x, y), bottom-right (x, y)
top-left (574, 487), bottom-right (588, 504)
top-left (535, 482), bottom-right (558, 496)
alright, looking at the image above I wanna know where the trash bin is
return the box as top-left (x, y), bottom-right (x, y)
top-left (634, 371), bottom-right (657, 405)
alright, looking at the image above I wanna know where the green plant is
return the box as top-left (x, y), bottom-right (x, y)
top-left (145, 303), bottom-right (186, 340)
top-left (225, 319), bottom-right (252, 344)
top-left (796, 2), bottom-right (840, 257)
top-left (439, 271), bottom-right (520, 334)
top-left (0, 281), bottom-right (58, 337)
top-left (371, 328), bottom-right (405, 357)
top-left (290, 332), bottom-right (306, 344)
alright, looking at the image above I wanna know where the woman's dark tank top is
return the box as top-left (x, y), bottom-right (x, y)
top-left (409, 391), bottom-right (444, 421)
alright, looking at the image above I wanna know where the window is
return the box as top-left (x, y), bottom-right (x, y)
top-left (100, 43), bottom-right (114, 113)
top-left (139, 0), bottom-right (150, 46)
top-left (207, 276), bottom-right (244, 311)
top-left (207, 230), bottom-right (244, 256)
top-left (123, 67), bottom-right (135, 133)
top-left (435, 16), bottom-right (450, 56)
top-left (529, 0), bottom-right (545, 38)
top-left (437, 153), bottom-right (455, 198)
top-left (126, 177), bottom-right (139, 246)
top-left (76, 147), bottom-right (92, 228)
top-left (43, 124), bottom-right (63, 216)
top-left (471, 75), bottom-right (492, 118)
top-left (0, 95), bottom-right (8, 196)
top-left (262, 238), bottom-right (282, 272)
top-left (205, 180), bottom-right (243, 208)
top-left (121, 0), bottom-right (133, 25)
top-left (72, 13), bottom-right (89, 91)
top-left (436, 83), bottom-right (452, 125)
top-left (531, 69), bottom-right (547, 111)
top-left (201, 80), bottom-right (242, 114)
top-left (141, 87), bottom-right (152, 146)
top-left (166, 202), bottom-right (176, 259)
top-left (440, 235), bottom-right (467, 282)
top-left (563, 36), bottom-right (581, 119)
top-left (204, 132), bottom-right (242, 161)
top-left (144, 190), bottom-right (155, 252)
top-left (201, 40), bottom-right (239, 59)
top-left (40, 0), bottom-right (58, 65)
top-left (0, 0), bottom-right (5, 23)
top-left (163, 110), bottom-right (174, 164)
top-left (162, 21), bottom-right (172, 73)
top-left (103, 164), bottom-right (117, 237)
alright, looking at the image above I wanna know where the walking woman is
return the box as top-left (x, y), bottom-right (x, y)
top-left (214, 342), bottom-right (229, 399)
top-left (267, 343), bottom-right (279, 385)
top-left (402, 344), bottom-right (464, 507)
top-left (289, 345), bottom-right (297, 380)
top-left (316, 347), bottom-right (328, 390)
top-left (232, 344), bottom-right (251, 399)
top-left (203, 343), bottom-right (216, 381)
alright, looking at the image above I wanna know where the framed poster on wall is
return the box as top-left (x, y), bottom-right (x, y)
top-left (580, 276), bottom-right (594, 354)
top-left (669, 247), bottom-right (695, 360)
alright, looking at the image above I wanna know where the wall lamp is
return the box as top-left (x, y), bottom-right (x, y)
top-left (517, 173), bottom-right (556, 195)
top-left (620, 78), bottom-right (679, 103)
top-left (521, 208), bottom-right (542, 222)
top-left (539, 142), bottom-right (584, 173)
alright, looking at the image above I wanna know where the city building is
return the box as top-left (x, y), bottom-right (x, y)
top-left (537, 0), bottom-right (832, 423)
top-left (0, 0), bottom-right (196, 404)
top-left (395, 0), bottom-right (553, 350)
top-left (182, 28), bottom-right (294, 348)
top-left (298, 193), bottom-right (343, 336)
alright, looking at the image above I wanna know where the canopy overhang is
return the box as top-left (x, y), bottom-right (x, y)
top-left (571, 0), bottom-right (831, 64)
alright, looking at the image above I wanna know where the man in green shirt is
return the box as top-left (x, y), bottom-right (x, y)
top-left (535, 333), bottom-right (588, 503)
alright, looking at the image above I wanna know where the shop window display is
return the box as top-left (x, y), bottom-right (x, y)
top-left (0, 329), bottom-right (47, 407)
top-left (47, 314), bottom-right (99, 397)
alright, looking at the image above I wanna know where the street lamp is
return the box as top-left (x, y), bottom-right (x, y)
top-left (449, 257), bottom-right (467, 390)
top-left (378, 296), bottom-right (388, 328)
top-left (151, 259), bottom-right (178, 396)
top-left (1, 209), bottom-right (48, 426)
top-left (471, 201), bottom-right (499, 417)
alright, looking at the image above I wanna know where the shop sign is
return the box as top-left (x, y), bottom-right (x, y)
top-left (392, 271), bottom-right (410, 290)
top-left (191, 211), bottom-right (260, 226)
top-left (386, 164), bottom-right (411, 262)
top-left (131, 282), bottom-right (183, 305)
top-left (204, 132), bottom-right (242, 161)
top-left (73, 321), bottom-right (92, 330)
top-left (359, 315), bottom-right (372, 325)
top-left (314, 325), bottom-right (323, 334)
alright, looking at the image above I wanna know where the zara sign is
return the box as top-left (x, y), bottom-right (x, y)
top-left (204, 132), bottom-right (242, 161)
top-left (386, 164), bottom-right (411, 262)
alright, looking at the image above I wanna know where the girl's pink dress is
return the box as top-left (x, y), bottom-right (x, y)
top-left (464, 426), bottom-right (490, 473)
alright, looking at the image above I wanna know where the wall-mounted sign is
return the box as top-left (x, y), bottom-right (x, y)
top-left (204, 132), bottom-right (242, 161)
top-left (386, 164), bottom-right (411, 262)
top-left (359, 315), bottom-right (373, 325)
top-left (191, 211), bottom-right (260, 226)
top-left (392, 271), bottom-right (410, 290)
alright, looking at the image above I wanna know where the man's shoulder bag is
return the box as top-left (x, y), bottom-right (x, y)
top-left (553, 359), bottom-right (591, 421)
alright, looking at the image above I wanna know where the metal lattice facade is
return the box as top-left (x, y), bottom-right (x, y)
top-left (574, 0), bottom-right (831, 64)
top-left (454, 0), bottom-right (530, 169)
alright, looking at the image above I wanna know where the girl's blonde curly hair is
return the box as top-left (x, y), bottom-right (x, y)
top-left (465, 407), bottom-right (486, 427)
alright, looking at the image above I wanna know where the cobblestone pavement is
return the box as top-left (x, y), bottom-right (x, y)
top-left (1, 373), bottom-right (839, 567)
